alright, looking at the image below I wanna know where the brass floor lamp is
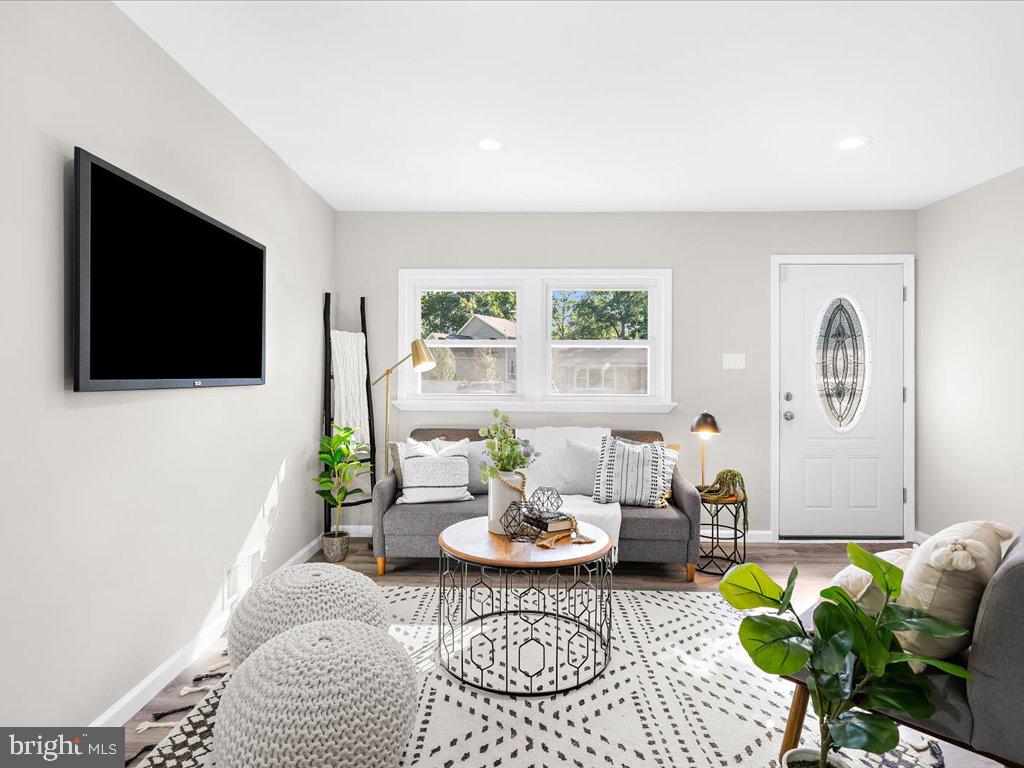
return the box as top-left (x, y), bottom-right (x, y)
top-left (372, 339), bottom-right (436, 473)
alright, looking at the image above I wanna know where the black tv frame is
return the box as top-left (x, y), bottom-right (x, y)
top-left (74, 147), bottom-right (266, 392)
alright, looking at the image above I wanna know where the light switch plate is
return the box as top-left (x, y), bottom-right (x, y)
top-left (722, 353), bottom-right (746, 370)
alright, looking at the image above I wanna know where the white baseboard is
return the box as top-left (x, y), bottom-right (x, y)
top-left (90, 533), bottom-right (323, 728)
top-left (285, 534), bottom-right (326, 567)
top-left (745, 529), bottom-right (775, 543)
top-left (912, 529), bottom-right (930, 543)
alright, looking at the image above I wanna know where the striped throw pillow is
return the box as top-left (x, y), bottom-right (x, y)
top-left (593, 435), bottom-right (668, 507)
top-left (395, 438), bottom-right (474, 504)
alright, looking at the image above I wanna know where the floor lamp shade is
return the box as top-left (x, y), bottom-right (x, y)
top-left (410, 339), bottom-right (436, 372)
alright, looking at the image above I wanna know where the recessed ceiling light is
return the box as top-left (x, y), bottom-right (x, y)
top-left (476, 137), bottom-right (505, 152)
top-left (834, 135), bottom-right (873, 151)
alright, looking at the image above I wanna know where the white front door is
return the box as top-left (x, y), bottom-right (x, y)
top-left (779, 263), bottom-right (905, 538)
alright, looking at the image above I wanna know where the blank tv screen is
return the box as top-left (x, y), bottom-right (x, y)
top-left (75, 150), bottom-right (265, 390)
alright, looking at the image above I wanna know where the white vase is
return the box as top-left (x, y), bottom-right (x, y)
top-left (488, 471), bottom-right (523, 534)
top-left (781, 747), bottom-right (852, 768)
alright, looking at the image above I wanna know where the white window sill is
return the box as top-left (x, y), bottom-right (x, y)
top-left (393, 399), bottom-right (678, 414)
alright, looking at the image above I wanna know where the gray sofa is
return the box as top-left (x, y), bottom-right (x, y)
top-left (372, 428), bottom-right (702, 580)
top-left (781, 535), bottom-right (1024, 766)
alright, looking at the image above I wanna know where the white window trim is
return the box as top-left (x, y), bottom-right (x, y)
top-left (395, 268), bottom-right (675, 413)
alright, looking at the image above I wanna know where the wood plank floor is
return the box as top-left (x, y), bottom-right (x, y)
top-left (123, 539), bottom-right (996, 767)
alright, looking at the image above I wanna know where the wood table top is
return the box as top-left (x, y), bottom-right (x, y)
top-left (438, 517), bottom-right (612, 569)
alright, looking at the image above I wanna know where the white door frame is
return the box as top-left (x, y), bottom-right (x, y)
top-left (769, 254), bottom-right (916, 542)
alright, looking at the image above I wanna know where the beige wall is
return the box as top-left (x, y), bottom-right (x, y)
top-left (916, 165), bottom-right (1024, 536)
top-left (334, 211), bottom-right (916, 531)
top-left (0, 2), bottom-right (335, 725)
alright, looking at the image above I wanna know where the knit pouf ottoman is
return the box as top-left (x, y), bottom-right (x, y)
top-left (215, 619), bottom-right (417, 768)
top-left (227, 563), bottom-right (387, 664)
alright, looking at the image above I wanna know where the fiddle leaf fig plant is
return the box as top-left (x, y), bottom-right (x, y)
top-left (314, 424), bottom-right (371, 536)
top-left (719, 544), bottom-right (971, 768)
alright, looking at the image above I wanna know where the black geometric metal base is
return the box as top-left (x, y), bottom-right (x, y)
top-left (437, 549), bottom-right (614, 696)
top-left (698, 498), bottom-right (748, 575)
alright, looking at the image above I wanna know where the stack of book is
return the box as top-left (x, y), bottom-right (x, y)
top-left (522, 512), bottom-right (573, 533)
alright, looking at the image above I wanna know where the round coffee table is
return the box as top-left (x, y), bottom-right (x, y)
top-left (437, 517), bottom-right (613, 696)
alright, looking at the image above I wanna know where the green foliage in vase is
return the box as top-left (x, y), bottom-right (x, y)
top-left (478, 409), bottom-right (538, 482)
top-left (719, 545), bottom-right (971, 768)
top-left (313, 425), bottom-right (371, 536)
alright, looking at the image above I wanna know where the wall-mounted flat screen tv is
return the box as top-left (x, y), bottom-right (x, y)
top-left (74, 148), bottom-right (265, 391)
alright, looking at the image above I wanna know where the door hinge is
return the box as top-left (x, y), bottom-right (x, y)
top-left (903, 487), bottom-right (907, 503)
top-left (903, 286), bottom-right (908, 301)
top-left (903, 386), bottom-right (907, 402)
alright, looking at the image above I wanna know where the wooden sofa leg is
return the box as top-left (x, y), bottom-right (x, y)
top-left (376, 557), bottom-right (386, 576)
top-left (685, 563), bottom-right (696, 582)
top-left (780, 682), bottom-right (809, 761)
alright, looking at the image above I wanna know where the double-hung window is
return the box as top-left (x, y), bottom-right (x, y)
top-left (396, 269), bottom-right (673, 413)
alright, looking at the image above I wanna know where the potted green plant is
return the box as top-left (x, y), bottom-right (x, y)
top-left (313, 425), bottom-right (371, 562)
top-left (478, 409), bottom-right (538, 534)
top-left (718, 544), bottom-right (971, 768)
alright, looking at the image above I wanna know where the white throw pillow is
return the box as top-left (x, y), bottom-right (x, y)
top-left (466, 439), bottom-right (489, 495)
top-left (395, 438), bottom-right (474, 504)
top-left (562, 440), bottom-right (600, 496)
top-left (831, 547), bottom-right (916, 615)
top-left (593, 435), bottom-right (668, 507)
top-left (515, 426), bottom-right (610, 496)
top-left (616, 437), bottom-right (678, 499)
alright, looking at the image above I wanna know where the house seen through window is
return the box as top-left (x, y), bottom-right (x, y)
top-left (399, 270), bottom-right (672, 412)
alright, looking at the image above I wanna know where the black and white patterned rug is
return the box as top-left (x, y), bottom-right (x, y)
top-left (136, 588), bottom-right (940, 768)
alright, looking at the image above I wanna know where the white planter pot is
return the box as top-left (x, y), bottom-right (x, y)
top-left (487, 472), bottom-right (523, 534)
top-left (781, 747), bottom-right (852, 768)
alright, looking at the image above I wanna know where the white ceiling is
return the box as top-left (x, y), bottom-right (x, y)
top-left (115, 1), bottom-right (1024, 212)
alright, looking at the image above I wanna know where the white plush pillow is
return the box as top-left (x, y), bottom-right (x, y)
top-left (515, 427), bottom-right (609, 496)
top-left (897, 520), bottom-right (1014, 660)
top-left (831, 547), bottom-right (916, 615)
top-left (466, 439), bottom-right (489, 495)
top-left (562, 440), bottom-right (600, 496)
top-left (395, 438), bottom-right (473, 504)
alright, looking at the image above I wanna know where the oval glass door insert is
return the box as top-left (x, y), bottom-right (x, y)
top-left (814, 296), bottom-right (870, 431)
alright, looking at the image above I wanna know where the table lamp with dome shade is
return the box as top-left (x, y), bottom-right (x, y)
top-left (690, 411), bottom-right (720, 488)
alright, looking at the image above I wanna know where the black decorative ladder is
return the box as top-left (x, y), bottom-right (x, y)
top-left (321, 293), bottom-right (377, 535)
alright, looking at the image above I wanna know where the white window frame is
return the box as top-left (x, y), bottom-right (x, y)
top-left (396, 268), bottom-right (674, 413)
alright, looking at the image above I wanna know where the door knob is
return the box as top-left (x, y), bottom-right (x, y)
top-left (783, 411), bottom-right (795, 421)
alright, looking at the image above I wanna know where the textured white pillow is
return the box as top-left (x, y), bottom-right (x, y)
top-left (593, 435), bottom-right (668, 507)
top-left (663, 445), bottom-right (679, 494)
top-left (897, 520), bottom-right (1014, 660)
top-left (395, 439), bottom-right (473, 504)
